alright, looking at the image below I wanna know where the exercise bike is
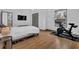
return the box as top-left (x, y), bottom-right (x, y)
top-left (57, 23), bottom-right (78, 40)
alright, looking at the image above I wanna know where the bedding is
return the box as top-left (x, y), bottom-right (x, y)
top-left (9, 26), bottom-right (40, 41)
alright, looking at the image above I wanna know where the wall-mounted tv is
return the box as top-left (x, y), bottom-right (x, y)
top-left (18, 15), bottom-right (27, 20)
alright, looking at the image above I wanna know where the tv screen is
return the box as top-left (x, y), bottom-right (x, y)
top-left (18, 15), bottom-right (26, 20)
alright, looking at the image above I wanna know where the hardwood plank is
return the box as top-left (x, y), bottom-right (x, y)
top-left (13, 31), bottom-right (79, 49)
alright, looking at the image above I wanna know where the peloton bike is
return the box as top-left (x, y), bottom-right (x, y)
top-left (57, 23), bottom-right (78, 40)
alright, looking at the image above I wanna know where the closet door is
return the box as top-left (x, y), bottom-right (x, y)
top-left (32, 13), bottom-right (39, 27)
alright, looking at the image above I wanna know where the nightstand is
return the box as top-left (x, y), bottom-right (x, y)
top-left (0, 36), bottom-right (12, 49)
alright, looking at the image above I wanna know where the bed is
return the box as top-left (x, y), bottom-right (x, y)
top-left (9, 26), bottom-right (40, 41)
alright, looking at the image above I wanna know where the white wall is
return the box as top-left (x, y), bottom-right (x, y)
top-left (0, 9), bottom-right (32, 27)
top-left (32, 9), bottom-right (59, 30)
top-left (0, 9), bottom-right (49, 30)
top-left (46, 9), bottom-right (56, 30)
top-left (39, 10), bottom-right (48, 30)
top-left (0, 9), bottom-right (79, 35)
top-left (32, 9), bottom-right (48, 30)
top-left (67, 9), bottom-right (79, 35)
top-left (46, 9), bottom-right (79, 35)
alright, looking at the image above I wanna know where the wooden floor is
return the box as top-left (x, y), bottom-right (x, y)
top-left (13, 31), bottom-right (79, 49)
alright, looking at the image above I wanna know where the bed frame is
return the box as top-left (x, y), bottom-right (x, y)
top-left (12, 33), bottom-right (39, 44)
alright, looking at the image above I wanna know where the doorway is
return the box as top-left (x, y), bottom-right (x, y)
top-left (1, 11), bottom-right (13, 27)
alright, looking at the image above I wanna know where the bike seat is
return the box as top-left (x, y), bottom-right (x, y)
top-left (69, 23), bottom-right (78, 28)
top-left (69, 23), bottom-right (74, 26)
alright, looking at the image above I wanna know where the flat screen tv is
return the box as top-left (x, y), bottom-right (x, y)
top-left (18, 15), bottom-right (27, 20)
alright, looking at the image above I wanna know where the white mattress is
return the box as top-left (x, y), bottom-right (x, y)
top-left (9, 26), bottom-right (40, 41)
